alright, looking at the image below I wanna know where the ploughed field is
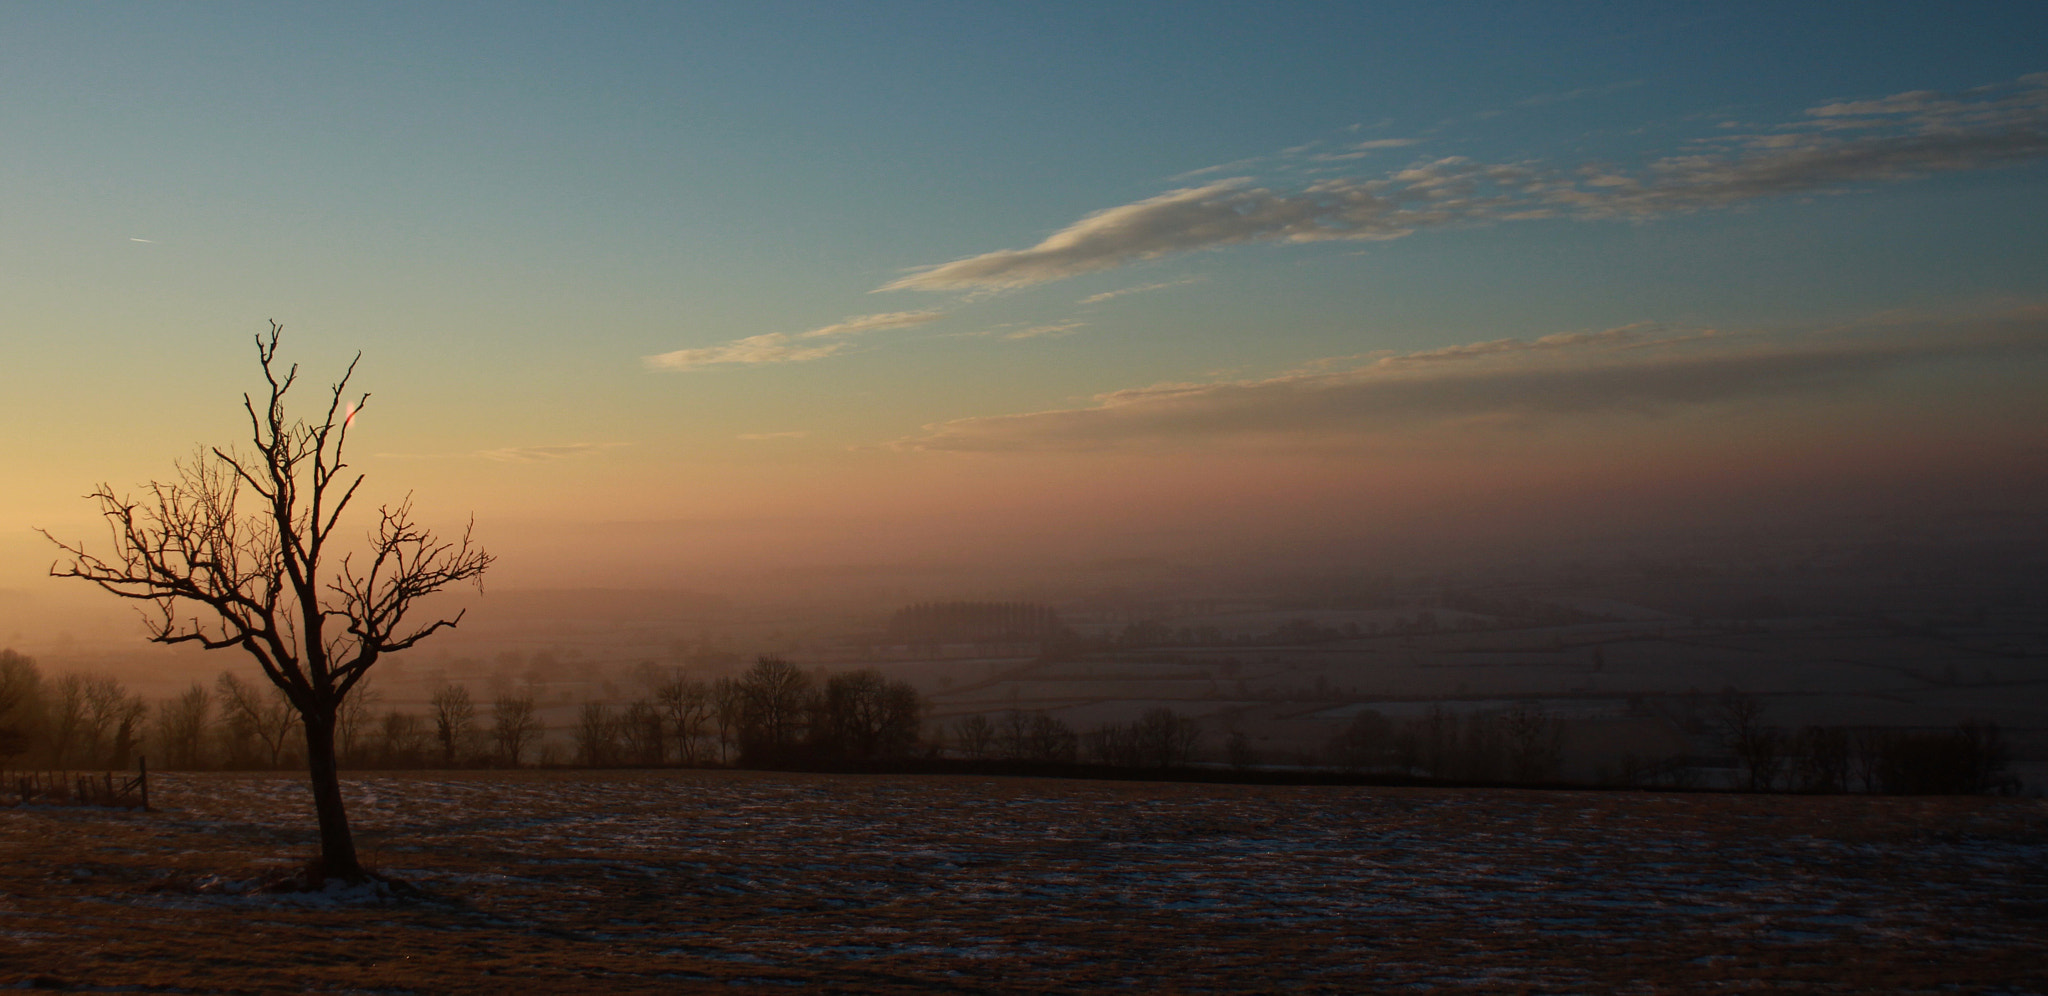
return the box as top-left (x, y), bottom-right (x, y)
top-left (2, 771), bottom-right (2044, 993)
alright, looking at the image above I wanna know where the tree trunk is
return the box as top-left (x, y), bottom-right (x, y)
top-left (303, 713), bottom-right (366, 882)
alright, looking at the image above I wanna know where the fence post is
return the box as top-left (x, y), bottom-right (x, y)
top-left (138, 755), bottom-right (149, 811)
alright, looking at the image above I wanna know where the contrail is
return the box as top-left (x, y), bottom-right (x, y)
top-left (129, 237), bottom-right (155, 243)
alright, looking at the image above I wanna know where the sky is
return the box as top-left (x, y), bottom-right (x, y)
top-left (4, 2), bottom-right (2047, 613)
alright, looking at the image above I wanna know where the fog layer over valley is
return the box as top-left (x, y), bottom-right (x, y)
top-left (8, 510), bottom-right (2042, 794)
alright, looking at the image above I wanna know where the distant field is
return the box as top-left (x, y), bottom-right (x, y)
top-left (3, 770), bottom-right (2045, 992)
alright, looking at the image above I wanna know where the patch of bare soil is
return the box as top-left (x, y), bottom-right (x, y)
top-left (2, 770), bottom-right (2044, 993)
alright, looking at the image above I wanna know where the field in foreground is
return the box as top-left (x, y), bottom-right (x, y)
top-left (2, 771), bottom-right (2044, 993)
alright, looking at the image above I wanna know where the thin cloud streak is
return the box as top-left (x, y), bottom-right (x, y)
top-left (478, 443), bottom-right (628, 462)
top-left (646, 310), bottom-right (946, 372)
top-left (645, 333), bottom-right (849, 372)
top-left (1004, 321), bottom-right (1086, 340)
top-left (882, 75), bottom-right (2048, 293)
top-left (1078, 277), bottom-right (1205, 304)
top-left (876, 178), bottom-right (1432, 292)
top-left (797, 310), bottom-right (945, 339)
top-left (899, 311), bottom-right (2048, 452)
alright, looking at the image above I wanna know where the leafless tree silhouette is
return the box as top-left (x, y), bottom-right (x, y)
top-left (43, 322), bottom-right (491, 883)
top-left (490, 692), bottom-right (544, 767)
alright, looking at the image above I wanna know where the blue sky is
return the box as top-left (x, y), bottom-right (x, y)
top-left (4, 2), bottom-right (2046, 592)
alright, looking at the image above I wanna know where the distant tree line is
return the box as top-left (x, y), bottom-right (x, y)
top-left (0, 649), bottom-right (333, 771)
top-left (0, 650), bottom-right (931, 772)
top-left (0, 648), bottom-right (2019, 793)
top-left (945, 706), bottom-right (1204, 770)
top-left (1, 649), bottom-right (151, 770)
top-left (1616, 688), bottom-right (2017, 795)
top-left (1324, 702), bottom-right (1567, 783)
top-left (561, 657), bottom-right (925, 767)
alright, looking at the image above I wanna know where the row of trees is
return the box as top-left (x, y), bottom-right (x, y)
top-left (0, 651), bottom-right (935, 772)
top-left (947, 706), bottom-right (1205, 769)
top-left (1, 645), bottom-right (2016, 793)
top-left (1617, 722), bottom-right (2016, 795)
top-left (1325, 703), bottom-right (1567, 783)
top-left (313, 657), bottom-right (928, 770)
top-left (1688, 689), bottom-right (2015, 794)
top-left (565, 657), bottom-right (927, 767)
top-left (0, 648), bottom-right (455, 772)
top-left (0, 651), bottom-right (334, 771)
top-left (0, 650), bottom-right (150, 769)
top-left (1317, 693), bottom-right (2015, 794)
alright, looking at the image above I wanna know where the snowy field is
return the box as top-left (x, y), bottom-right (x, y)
top-left (2, 769), bottom-right (2045, 992)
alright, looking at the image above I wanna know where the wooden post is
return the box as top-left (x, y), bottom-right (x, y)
top-left (138, 756), bottom-right (149, 811)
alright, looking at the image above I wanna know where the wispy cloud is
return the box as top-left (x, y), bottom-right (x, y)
top-left (1544, 75), bottom-right (2048, 218)
top-left (876, 177), bottom-right (1439, 292)
top-left (1306, 138), bottom-right (1423, 162)
top-left (896, 310), bottom-right (2048, 452)
top-left (1078, 276), bottom-right (1206, 305)
top-left (880, 74), bottom-right (2048, 293)
top-left (797, 310), bottom-right (945, 339)
top-left (737, 430), bottom-right (809, 441)
top-left (1004, 321), bottom-right (1086, 340)
top-left (478, 442), bottom-right (628, 462)
top-left (645, 333), bottom-right (849, 372)
top-left (646, 310), bottom-right (946, 372)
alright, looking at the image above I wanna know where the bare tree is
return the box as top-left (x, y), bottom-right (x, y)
top-left (0, 650), bottom-right (42, 763)
top-left (1020, 712), bottom-right (1079, 763)
top-left (44, 324), bottom-right (491, 883)
top-left (78, 674), bottom-right (149, 770)
top-left (217, 670), bottom-right (302, 768)
top-left (711, 676), bottom-right (743, 764)
top-left (1793, 725), bottom-right (1851, 793)
top-left (1225, 729), bottom-right (1259, 769)
top-left (953, 713), bottom-right (995, 759)
top-left (1130, 707), bottom-right (1200, 768)
top-left (1714, 687), bottom-right (1783, 791)
top-left (734, 656), bottom-right (812, 763)
top-left (812, 669), bottom-right (923, 761)
top-left (336, 676), bottom-right (381, 765)
top-left (575, 701), bottom-right (622, 767)
top-left (619, 700), bottom-right (666, 765)
top-left (997, 709), bottom-right (1034, 761)
top-left (431, 684), bottom-right (478, 766)
top-left (1086, 718), bottom-right (1138, 767)
top-left (1501, 702), bottom-right (1563, 783)
top-left (376, 709), bottom-right (430, 766)
top-left (652, 670), bottom-right (713, 765)
top-left (154, 681), bottom-right (214, 769)
top-left (46, 674), bottom-right (89, 768)
top-left (490, 692), bottom-right (544, 767)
